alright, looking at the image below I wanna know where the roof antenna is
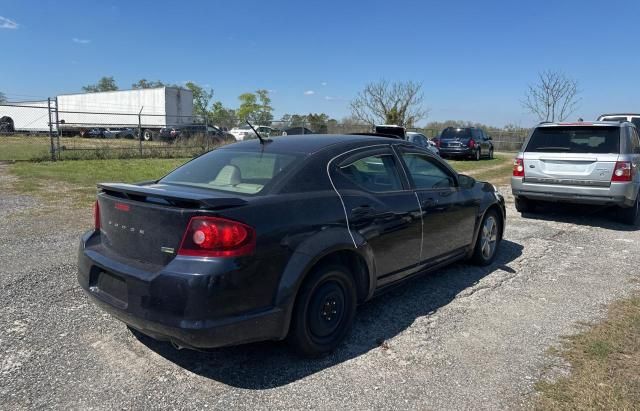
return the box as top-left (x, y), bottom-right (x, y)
top-left (246, 120), bottom-right (270, 144)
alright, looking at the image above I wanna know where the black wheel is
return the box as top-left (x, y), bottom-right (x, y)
top-left (474, 149), bottom-right (481, 161)
top-left (618, 194), bottom-right (639, 225)
top-left (489, 148), bottom-right (494, 159)
top-left (288, 264), bottom-right (357, 357)
top-left (471, 209), bottom-right (502, 265)
top-left (142, 129), bottom-right (154, 141)
top-left (515, 196), bottom-right (536, 213)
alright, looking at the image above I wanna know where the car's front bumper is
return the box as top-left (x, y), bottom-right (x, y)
top-left (77, 231), bottom-right (288, 350)
top-left (511, 177), bottom-right (638, 207)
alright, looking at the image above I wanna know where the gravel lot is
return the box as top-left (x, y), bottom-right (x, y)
top-left (1, 164), bottom-right (639, 410)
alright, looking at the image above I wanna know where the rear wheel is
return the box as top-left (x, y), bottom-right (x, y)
top-left (471, 209), bottom-right (502, 265)
top-left (618, 194), bottom-right (639, 225)
top-left (288, 264), bottom-right (357, 357)
top-left (474, 149), bottom-right (481, 161)
top-left (515, 196), bottom-right (536, 213)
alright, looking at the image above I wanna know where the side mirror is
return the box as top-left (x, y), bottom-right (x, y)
top-left (458, 173), bottom-right (476, 189)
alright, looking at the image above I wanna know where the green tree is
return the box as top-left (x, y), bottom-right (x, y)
top-left (237, 90), bottom-right (273, 125)
top-left (210, 101), bottom-right (237, 129)
top-left (185, 82), bottom-right (213, 121)
top-left (132, 79), bottom-right (167, 89)
top-left (82, 76), bottom-right (119, 93)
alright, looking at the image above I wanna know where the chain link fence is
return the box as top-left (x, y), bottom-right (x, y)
top-left (0, 99), bottom-right (528, 161)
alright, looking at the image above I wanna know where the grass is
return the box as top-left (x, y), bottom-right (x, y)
top-left (535, 294), bottom-right (640, 410)
top-left (447, 153), bottom-right (514, 184)
top-left (10, 158), bottom-right (189, 206)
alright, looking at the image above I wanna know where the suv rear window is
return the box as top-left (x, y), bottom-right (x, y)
top-left (441, 128), bottom-right (472, 140)
top-left (526, 126), bottom-right (620, 154)
top-left (161, 149), bottom-right (300, 195)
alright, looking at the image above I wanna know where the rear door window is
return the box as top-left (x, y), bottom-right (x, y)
top-left (338, 153), bottom-right (403, 193)
top-left (526, 126), bottom-right (621, 154)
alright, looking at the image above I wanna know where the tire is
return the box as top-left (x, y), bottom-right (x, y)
top-left (618, 194), bottom-right (639, 225)
top-left (471, 209), bottom-right (502, 266)
top-left (515, 196), bottom-right (536, 213)
top-left (489, 148), bottom-right (494, 159)
top-left (288, 264), bottom-right (357, 357)
top-left (142, 129), bottom-right (154, 141)
top-left (474, 149), bottom-right (481, 161)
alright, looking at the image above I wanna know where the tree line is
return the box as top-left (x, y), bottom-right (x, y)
top-left (74, 70), bottom-right (584, 132)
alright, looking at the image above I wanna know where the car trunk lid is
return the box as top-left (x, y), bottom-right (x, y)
top-left (522, 125), bottom-right (621, 186)
top-left (97, 183), bottom-right (247, 266)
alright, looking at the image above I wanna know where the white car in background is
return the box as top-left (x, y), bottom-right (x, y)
top-left (229, 125), bottom-right (277, 141)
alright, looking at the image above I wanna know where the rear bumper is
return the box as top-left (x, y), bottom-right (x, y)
top-left (439, 147), bottom-right (474, 157)
top-left (511, 177), bottom-right (638, 207)
top-left (77, 231), bottom-right (289, 349)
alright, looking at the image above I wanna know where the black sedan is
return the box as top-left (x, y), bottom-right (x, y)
top-left (78, 134), bottom-right (505, 356)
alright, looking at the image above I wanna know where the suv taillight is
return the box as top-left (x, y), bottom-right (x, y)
top-left (178, 216), bottom-right (256, 257)
top-left (611, 161), bottom-right (634, 182)
top-left (93, 201), bottom-right (101, 231)
top-left (513, 158), bottom-right (525, 177)
top-left (469, 139), bottom-right (476, 148)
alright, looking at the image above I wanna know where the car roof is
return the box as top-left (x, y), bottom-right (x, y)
top-left (598, 113), bottom-right (640, 118)
top-left (219, 134), bottom-right (400, 154)
top-left (536, 121), bottom-right (623, 127)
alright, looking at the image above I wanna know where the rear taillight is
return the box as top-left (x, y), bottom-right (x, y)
top-left (513, 158), bottom-right (525, 177)
top-left (611, 161), bottom-right (634, 182)
top-left (93, 201), bottom-right (101, 231)
top-left (178, 216), bottom-right (256, 257)
top-left (469, 139), bottom-right (476, 148)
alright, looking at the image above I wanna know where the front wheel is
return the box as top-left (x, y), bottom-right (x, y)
top-left (474, 149), bottom-right (481, 161)
top-left (288, 264), bottom-right (357, 357)
top-left (142, 129), bottom-right (154, 141)
top-left (618, 194), bottom-right (639, 225)
top-left (489, 148), bottom-right (494, 159)
top-left (471, 209), bottom-right (502, 265)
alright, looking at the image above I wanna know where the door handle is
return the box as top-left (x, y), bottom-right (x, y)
top-left (422, 198), bottom-right (437, 208)
top-left (351, 205), bottom-right (375, 219)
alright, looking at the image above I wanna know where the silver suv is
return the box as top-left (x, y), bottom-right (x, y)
top-left (511, 121), bottom-right (640, 224)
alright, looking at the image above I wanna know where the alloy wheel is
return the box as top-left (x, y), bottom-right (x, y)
top-left (481, 216), bottom-right (498, 259)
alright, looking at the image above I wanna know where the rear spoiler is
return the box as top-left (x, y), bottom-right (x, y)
top-left (97, 182), bottom-right (248, 209)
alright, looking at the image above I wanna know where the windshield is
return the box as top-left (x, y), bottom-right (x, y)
top-left (161, 149), bottom-right (301, 195)
top-left (526, 126), bottom-right (620, 153)
top-left (441, 128), bottom-right (472, 140)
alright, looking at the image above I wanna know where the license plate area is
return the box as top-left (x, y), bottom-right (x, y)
top-left (90, 270), bottom-right (128, 309)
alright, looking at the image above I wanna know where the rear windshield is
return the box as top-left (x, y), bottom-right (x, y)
top-left (441, 128), bottom-right (472, 140)
top-left (526, 126), bottom-right (620, 154)
top-left (160, 149), bottom-right (300, 195)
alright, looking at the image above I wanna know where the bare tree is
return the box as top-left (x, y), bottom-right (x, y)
top-left (522, 71), bottom-right (580, 122)
top-left (350, 80), bottom-right (428, 127)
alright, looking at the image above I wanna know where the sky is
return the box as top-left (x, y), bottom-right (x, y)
top-left (1, 0), bottom-right (639, 127)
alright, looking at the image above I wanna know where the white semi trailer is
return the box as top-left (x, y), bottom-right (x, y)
top-left (0, 87), bottom-right (194, 141)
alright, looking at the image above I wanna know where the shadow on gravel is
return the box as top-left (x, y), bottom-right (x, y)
top-left (133, 240), bottom-right (523, 389)
top-left (519, 203), bottom-right (639, 231)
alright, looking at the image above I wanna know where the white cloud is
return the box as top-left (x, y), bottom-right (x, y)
top-left (72, 37), bottom-right (91, 44)
top-left (321, 82), bottom-right (328, 86)
top-left (325, 95), bottom-right (345, 101)
top-left (304, 90), bottom-right (315, 95)
top-left (0, 16), bottom-right (18, 29)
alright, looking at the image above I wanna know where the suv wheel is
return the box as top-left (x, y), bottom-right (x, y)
top-left (489, 148), bottom-right (494, 159)
top-left (618, 194), bottom-right (639, 225)
top-left (515, 196), bottom-right (536, 213)
top-left (474, 149), bottom-right (481, 161)
top-left (471, 209), bottom-right (502, 265)
top-left (288, 264), bottom-right (357, 357)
